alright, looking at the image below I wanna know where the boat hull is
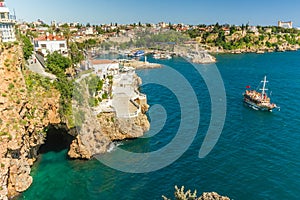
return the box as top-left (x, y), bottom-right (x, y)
top-left (243, 99), bottom-right (273, 112)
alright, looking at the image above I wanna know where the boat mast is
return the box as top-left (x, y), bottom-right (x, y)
top-left (260, 76), bottom-right (268, 98)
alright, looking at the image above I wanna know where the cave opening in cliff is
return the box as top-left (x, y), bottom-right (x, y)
top-left (38, 125), bottom-right (74, 154)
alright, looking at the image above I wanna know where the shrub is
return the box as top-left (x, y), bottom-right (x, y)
top-left (8, 83), bottom-right (14, 90)
top-left (0, 131), bottom-right (8, 136)
top-left (88, 97), bottom-right (99, 107)
top-left (102, 92), bottom-right (108, 99)
top-left (74, 110), bottom-right (85, 127)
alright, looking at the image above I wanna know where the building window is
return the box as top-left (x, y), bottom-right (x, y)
top-left (0, 13), bottom-right (5, 19)
top-left (41, 44), bottom-right (47, 48)
top-left (59, 43), bottom-right (65, 48)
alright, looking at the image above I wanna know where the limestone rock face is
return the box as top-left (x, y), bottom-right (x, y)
top-left (100, 112), bottom-right (150, 140)
top-left (68, 111), bottom-right (150, 159)
top-left (8, 158), bottom-right (33, 194)
top-left (68, 117), bottom-right (111, 159)
top-left (0, 158), bottom-right (9, 200)
top-left (0, 45), bottom-right (61, 199)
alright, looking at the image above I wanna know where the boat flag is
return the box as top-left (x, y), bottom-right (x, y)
top-left (246, 85), bottom-right (251, 89)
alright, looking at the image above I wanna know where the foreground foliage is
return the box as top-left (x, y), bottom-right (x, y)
top-left (45, 52), bottom-right (74, 126)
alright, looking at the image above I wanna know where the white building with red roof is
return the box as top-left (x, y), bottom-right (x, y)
top-left (90, 59), bottom-right (119, 79)
top-left (34, 32), bottom-right (68, 56)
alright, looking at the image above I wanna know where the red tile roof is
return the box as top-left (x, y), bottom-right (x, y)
top-left (91, 59), bottom-right (117, 65)
top-left (35, 34), bottom-right (66, 41)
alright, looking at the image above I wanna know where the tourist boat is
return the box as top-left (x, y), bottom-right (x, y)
top-left (243, 76), bottom-right (278, 112)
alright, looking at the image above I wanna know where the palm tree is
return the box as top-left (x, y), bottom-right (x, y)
top-left (63, 27), bottom-right (71, 47)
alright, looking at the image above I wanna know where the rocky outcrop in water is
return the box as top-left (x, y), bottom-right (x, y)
top-left (198, 192), bottom-right (230, 200)
top-left (0, 45), bottom-right (61, 199)
top-left (68, 110), bottom-right (150, 159)
top-left (68, 67), bottom-right (150, 159)
top-left (162, 186), bottom-right (230, 200)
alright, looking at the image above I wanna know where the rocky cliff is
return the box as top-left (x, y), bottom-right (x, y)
top-left (0, 45), bottom-right (61, 199)
top-left (68, 68), bottom-right (150, 159)
top-left (0, 43), bottom-right (150, 199)
top-left (68, 104), bottom-right (150, 159)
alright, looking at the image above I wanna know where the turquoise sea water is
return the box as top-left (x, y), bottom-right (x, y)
top-left (20, 51), bottom-right (300, 200)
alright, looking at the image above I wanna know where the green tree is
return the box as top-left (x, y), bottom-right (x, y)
top-left (75, 24), bottom-right (83, 29)
top-left (44, 52), bottom-right (74, 123)
top-left (241, 24), bottom-right (245, 30)
top-left (212, 22), bottom-right (220, 33)
top-left (95, 26), bottom-right (105, 35)
top-left (87, 75), bottom-right (103, 96)
top-left (84, 38), bottom-right (97, 48)
top-left (21, 35), bottom-right (34, 60)
top-left (63, 27), bottom-right (71, 47)
top-left (46, 51), bottom-right (71, 74)
top-left (259, 35), bottom-right (265, 41)
top-left (243, 35), bottom-right (251, 43)
top-left (69, 42), bottom-right (85, 64)
top-left (61, 23), bottom-right (69, 29)
top-left (230, 25), bottom-right (237, 34)
top-left (216, 31), bottom-right (226, 46)
top-left (266, 41), bottom-right (272, 48)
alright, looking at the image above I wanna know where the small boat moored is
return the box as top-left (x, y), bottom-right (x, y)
top-left (133, 50), bottom-right (145, 57)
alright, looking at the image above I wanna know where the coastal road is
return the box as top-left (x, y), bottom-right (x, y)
top-left (26, 53), bottom-right (56, 80)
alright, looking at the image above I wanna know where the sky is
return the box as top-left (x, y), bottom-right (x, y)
top-left (5, 0), bottom-right (300, 27)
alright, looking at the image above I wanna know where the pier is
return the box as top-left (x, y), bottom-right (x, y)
top-left (119, 59), bottom-right (162, 69)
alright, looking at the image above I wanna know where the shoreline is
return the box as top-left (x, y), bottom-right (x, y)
top-left (90, 46), bottom-right (300, 65)
top-left (207, 45), bottom-right (300, 55)
top-left (209, 48), bottom-right (300, 57)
